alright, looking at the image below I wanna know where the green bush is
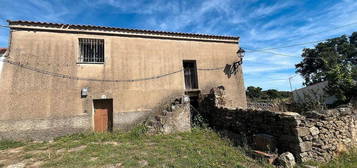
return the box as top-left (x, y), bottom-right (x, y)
top-left (0, 140), bottom-right (25, 150)
top-left (129, 124), bottom-right (148, 139)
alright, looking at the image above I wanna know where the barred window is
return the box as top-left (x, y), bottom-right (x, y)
top-left (79, 38), bottom-right (104, 63)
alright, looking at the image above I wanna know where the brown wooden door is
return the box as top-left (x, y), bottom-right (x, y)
top-left (93, 99), bottom-right (113, 132)
top-left (94, 108), bottom-right (108, 132)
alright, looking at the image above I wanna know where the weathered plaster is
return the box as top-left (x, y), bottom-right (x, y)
top-left (0, 22), bottom-right (246, 140)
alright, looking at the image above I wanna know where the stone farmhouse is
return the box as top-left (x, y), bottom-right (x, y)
top-left (0, 20), bottom-right (246, 140)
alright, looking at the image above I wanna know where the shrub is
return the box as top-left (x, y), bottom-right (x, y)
top-left (0, 140), bottom-right (25, 150)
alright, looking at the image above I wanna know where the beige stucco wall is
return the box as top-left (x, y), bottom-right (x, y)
top-left (292, 81), bottom-right (337, 105)
top-left (0, 29), bottom-right (246, 138)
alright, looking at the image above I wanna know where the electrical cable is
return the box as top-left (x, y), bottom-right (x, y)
top-left (246, 47), bottom-right (357, 60)
top-left (244, 21), bottom-right (357, 52)
top-left (0, 58), bottom-right (228, 82)
top-left (245, 40), bottom-right (326, 53)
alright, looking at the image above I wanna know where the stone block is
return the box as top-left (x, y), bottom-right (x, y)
top-left (299, 142), bottom-right (312, 152)
top-left (275, 152), bottom-right (296, 168)
top-left (309, 127), bottom-right (319, 136)
top-left (294, 128), bottom-right (310, 137)
top-left (316, 122), bottom-right (323, 127)
top-left (321, 145), bottom-right (331, 150)
top-left (336, 143), bottom-right (348, 154)
top-left (325, 109), bottom-right (339, 117)
top-left (320, 128), bottom-right (328, 134)
top-left (338, 107), bottom-right (352, 115)
top-left (302, 135), bottom-right (312, 141)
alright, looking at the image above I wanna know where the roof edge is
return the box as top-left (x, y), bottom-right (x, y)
top-left (7, 20), bottom-right (240, 42)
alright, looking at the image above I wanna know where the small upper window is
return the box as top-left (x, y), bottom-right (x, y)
top-left (79, 38), bottom-right (104, 63)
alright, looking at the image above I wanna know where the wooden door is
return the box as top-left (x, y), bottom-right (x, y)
top-left (93, 99), bottom-right (113, 132)
top-left (94, 108), bottom-right (108, 132)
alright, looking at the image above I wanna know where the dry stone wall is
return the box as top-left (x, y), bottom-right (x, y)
top-left (200, 87), bottom-right (357, 162)
top-left (298, 107), bottom-right (357, 162)
top-left (247, 102), bottom-right (283, 111)
top-left (146, 95), bottom-right (191, 134)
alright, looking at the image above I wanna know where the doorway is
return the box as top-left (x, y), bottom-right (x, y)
top-left (183, 60), bottom-right (199, 90)
top-left (185, 90), bottom-right (201, 124)
top-left (93, 99), bottom-right (113, 132)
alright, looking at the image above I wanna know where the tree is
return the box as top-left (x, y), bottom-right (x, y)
top-left (246, 86), bottom-right (263, 100)
top-left (350, 32), bottom-right (357, 46)
top-left (350, 32), bottom-right (357, 81)
top-left (246, 86), bottom-right (290, 100)
top-left (265, 89), bottom-right (280, 100)
top-left (296, 32), bottom-right (357, 103)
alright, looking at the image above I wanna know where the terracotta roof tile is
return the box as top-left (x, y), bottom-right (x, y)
top-left (8, 20), bottom-right (239, 41)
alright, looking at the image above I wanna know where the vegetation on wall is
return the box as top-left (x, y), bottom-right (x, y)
top-left (296, 32), bottom-right (357, 104)
top-left (301, 148), bottom-right (357, 168)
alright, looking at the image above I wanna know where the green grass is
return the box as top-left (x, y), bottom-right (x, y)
top-left (0, 139), bottom-right (25, 150)
top-left (319, 149), bottom-right (357, 168)
top-left (0, 128), bottom-right (263, 168)
top-left (300, 148), bottom-right (357, 168)
top-left (3, 128), bottom-right (357, 168)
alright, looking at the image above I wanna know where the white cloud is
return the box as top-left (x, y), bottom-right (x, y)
top-left (248, 1), bottom-right (295, 19)
top-left (238, 0), bottom-right (357, 90)
top-left (0, 0), bottom-right (356, 90)
top-left (244, 65), bottom-right (291, 74)
top-left (0, 0), bottom-right (71, 22)
top-left (95, 0), bottom-right (177, 14)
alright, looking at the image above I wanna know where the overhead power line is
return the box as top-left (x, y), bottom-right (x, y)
top-left (246, 43), bottom-right (357, 61)
top-left (245, 21), bottom-right (357, 52)
top-left (197, 66), bottom-right (226, 71)
top-left (245, 40), bottom-right (326, 53)
top-left (0, 58), bottom-right (228, 82)
top-left (248, 49), bottom-right (357, 60)
top-left (273, 21), bottom-right (357, 45)
top-left (251, 50), bottom-right (295, 57)
top-left (1, 58), bottom-right (182, 82)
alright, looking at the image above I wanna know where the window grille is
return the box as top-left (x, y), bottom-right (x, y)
top-left (79, 38), bottom-right (104, 63)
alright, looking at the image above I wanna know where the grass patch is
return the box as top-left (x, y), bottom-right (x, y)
top-left (5, 128), bottom-right (357, 168)
top-left (0, 128), bottom-right (264, 168)
top-left (0, 139), bottom-right (25, 150)
top-left (319, 149), bottom-right (357, 168)
top-left (299, 148), bottom-right (357, 168)
top-left (43, 128), bottom-right (258, 168)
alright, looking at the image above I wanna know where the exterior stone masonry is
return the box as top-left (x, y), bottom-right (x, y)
top-left (146, 96), bottom-right (191, 134)
top-left (299, 107), bottom-right (357, 162)
top-left (200, 87), bottom-right (357, 162)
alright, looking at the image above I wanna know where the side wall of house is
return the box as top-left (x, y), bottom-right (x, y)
top-left (0, 29), bottom-right (246, 140)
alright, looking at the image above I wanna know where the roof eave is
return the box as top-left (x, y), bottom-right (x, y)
top-left (7, 20), bottom-right (240, 43)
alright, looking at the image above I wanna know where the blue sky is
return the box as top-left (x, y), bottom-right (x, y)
top-left (0, 0), bottom-right (357, 91)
